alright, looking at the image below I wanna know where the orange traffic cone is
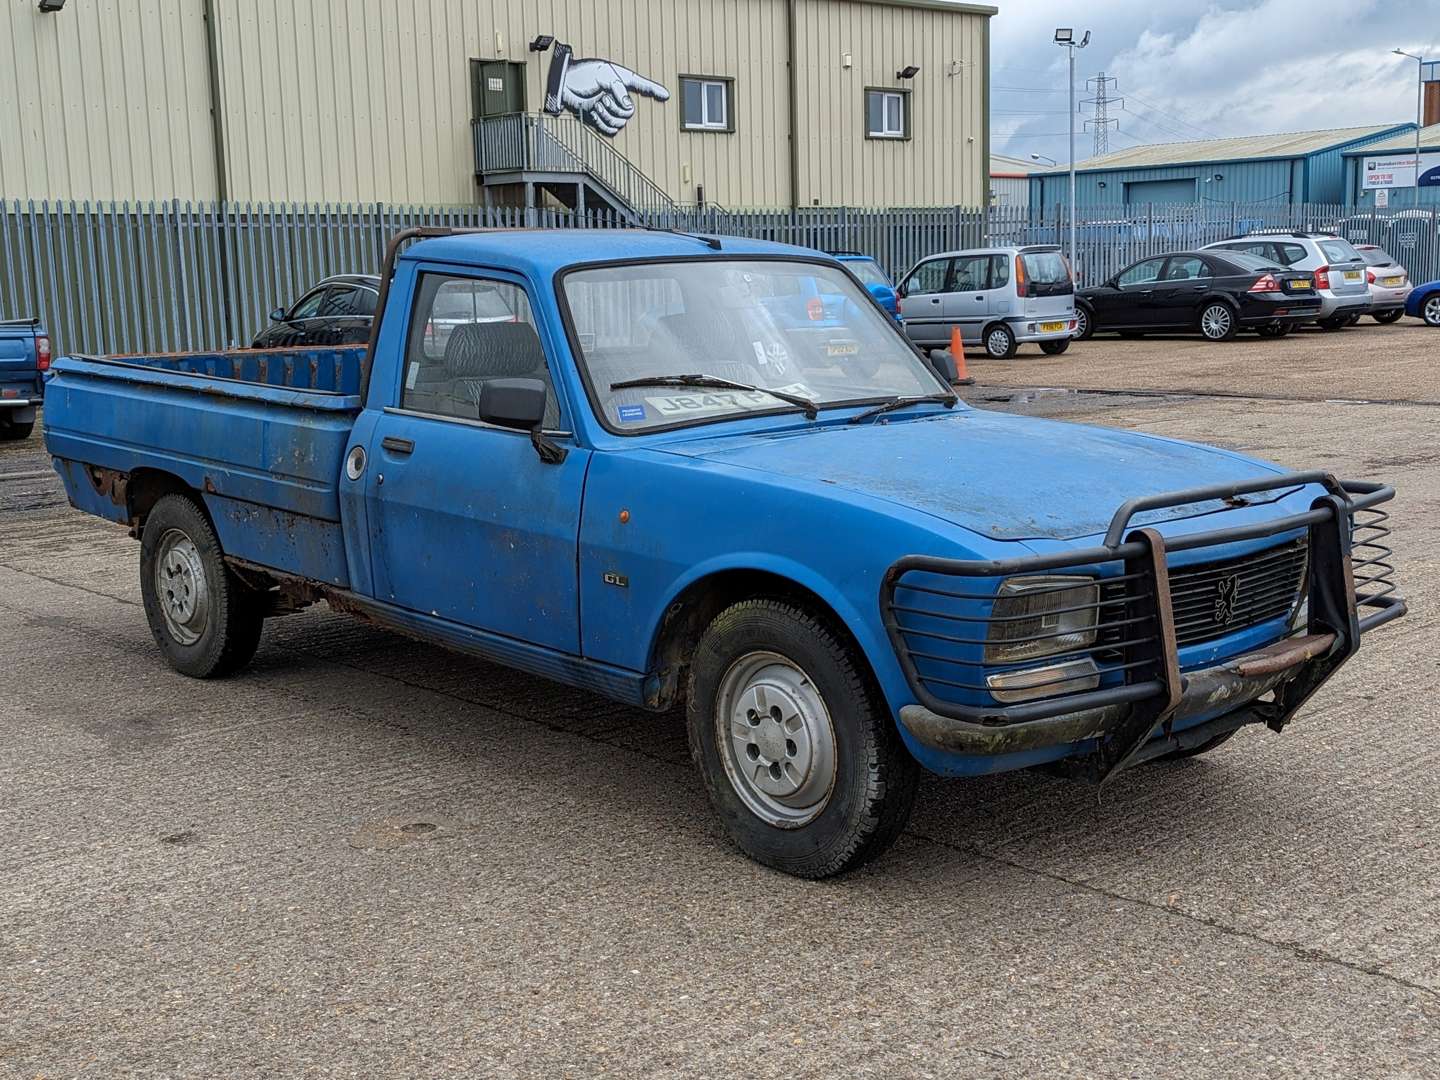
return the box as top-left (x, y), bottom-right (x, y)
top-left (950, 326), bottom-right (974, 386)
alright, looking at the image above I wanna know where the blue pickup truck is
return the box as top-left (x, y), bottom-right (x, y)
top-left (0, 317), bottom-right (49, 440)
top-left (44, 228), bottom-right (1406, 878)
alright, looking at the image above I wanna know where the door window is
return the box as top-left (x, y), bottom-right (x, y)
top-left (1117, 259), bottom-right (1166, 287)
top-left (1276, 243), bottom-right (1307, 266)
top-left (288, 288), bottom-right (329, 320)
top-left (1163, 257), bottom-right (1211, 281)
top-left (317, 287), bottom-right (355, 317)
top-left (352, 288), bottom-right (379, 316)
top-left (950, 255), bottom-right (992, 293)
top-left (400, 273), bottom-right (558, 427)
top-left (903, 259), bottom-right (951, 296)
top-left (989, 255), bottom-right (1011, 289)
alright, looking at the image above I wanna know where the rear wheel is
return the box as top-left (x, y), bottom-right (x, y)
top-left (983, 324), bottom-right (1018, 359)
top-left (1198, 302), bottom-right (1238, 341)
top-left (1318, 315), bottom-right (1348, 331)
top-left (1345, 312), bottom-right (1363, 326)
top-left (1256, 323), bottom-right (1291, 338)
top-left (1424, 295), bottom-right (1440, 327)
top-left (1373, 308), bottom-right (1404, 324)
top-left (140, 494), bottom-right (265, 678)
top-left (0, 419), bottom-right (34, 441)
top-left (687, 599), bottom-right (919, 878)
top-left (1039, 338), bottom-right (1070, 356)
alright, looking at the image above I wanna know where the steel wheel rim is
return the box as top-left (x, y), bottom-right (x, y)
top-left (154, 528), bottom-right (209, 646)
top-left (1426, 296), bottom-right (1440, 325)
top-left (1201, 305), bottom-right (1231, 339)
top-left (987, 329), bottom-right (1010, 356)
top-left (715, 650), bottom-right (837, 829)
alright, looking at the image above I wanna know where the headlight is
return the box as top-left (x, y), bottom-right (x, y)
top-left (984, 575), bottom-right (1099, 664)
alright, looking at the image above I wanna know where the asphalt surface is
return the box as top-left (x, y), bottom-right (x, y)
top-left (3, 322), bottom-right (1439, 1078)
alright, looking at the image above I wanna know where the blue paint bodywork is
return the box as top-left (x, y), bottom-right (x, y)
top-left (1404, 279), bottom-right (1440, 319)
top-left (44, 230), bottom-right (1332, 778)
top-left (832, 253), bottom-right (903, 322)
top-left (0, 318), bottom-right (47, 423)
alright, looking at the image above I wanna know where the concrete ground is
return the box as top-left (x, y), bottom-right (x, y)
top-left (3, 320), bottom-right (1438, 1078)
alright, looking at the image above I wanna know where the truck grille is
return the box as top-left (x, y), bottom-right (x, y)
top-left (1166, 539), bottom-right (1308, 646)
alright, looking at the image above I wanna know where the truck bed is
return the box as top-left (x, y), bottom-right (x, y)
top-left (45, 346), bottom-right (367, 586)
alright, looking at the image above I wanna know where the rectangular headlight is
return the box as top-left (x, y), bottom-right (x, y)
top-left (985, 575), bottom-right (1099, 664)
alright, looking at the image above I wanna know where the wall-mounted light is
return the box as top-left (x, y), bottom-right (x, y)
top-left (38, 0), bottom-right (67, 11)
top-left (896, 65), bottom-right (920, 80)
top-left (842, 52), bottom-right (853, 69)
top-left (528, 34), bottom-right (555, 52)
top-left (1097, 181), bottom-right (1107, 188)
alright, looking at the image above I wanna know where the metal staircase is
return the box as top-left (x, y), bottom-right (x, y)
top-left (472, 113), bottom-right (678, 220)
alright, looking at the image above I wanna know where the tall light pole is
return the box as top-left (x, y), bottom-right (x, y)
top-left (1055, 28), bottom-right (1090, 273)
top-left (1393, 48), bottom-right (1423, 206)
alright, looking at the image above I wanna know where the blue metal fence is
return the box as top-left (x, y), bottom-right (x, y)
top-left (3, 199), bottom-right (1437, 357)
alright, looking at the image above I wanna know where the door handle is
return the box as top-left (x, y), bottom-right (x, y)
top-left (974, 294), bottom-right (986, 301)
top-left (1192, 284), bottom-right (1207, 291)
top-left (381, 436), bottom-right (414, 455)
top-left (929, 297), bottom-right (942, 304)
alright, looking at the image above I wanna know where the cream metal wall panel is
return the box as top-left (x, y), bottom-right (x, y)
top-left (1, 1), bottom-right (217, 202)
top-left (793, 0), bottom-right (986, 207)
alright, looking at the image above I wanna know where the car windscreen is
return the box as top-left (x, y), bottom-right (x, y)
top-left (843, 258), bottom-right (890, 288)
top-left (1020, 250), bottom-right (1072, 295)
top-left (562, 259), bottom-right (947, 432)
top-left (1319, 238), bottom-right (1363, 264)
top-left (1357, 247), bottom-right (1396, 267)
top-left (432, 282), bottom-right (517, 320)
top-left (1220, 252), bottom-right (1285, 273)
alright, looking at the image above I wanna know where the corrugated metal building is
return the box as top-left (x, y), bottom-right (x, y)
top-left (2, 0), bottom-right (994, 212)
top-left (988, 152), bottom-right (1037, 207)
top-left (1029, 125), bottom-right (1415, 210)
top-left (1342, 124), bottom-right (1440, 207)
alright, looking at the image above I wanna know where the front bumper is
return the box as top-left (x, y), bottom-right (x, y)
top-left (883, 474), bottom-right (1405, 779)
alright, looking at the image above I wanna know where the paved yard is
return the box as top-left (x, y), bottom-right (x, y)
top-left (2, 323), bottom-right (1438, 1078)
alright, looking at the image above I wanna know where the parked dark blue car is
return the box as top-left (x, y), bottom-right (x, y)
top-left (43, 230), bottom-right (1406, 878)
top-left (1404, 278), bottom-right (1440, 326)
top-left (0, 317), bottom-right (50, 440)
top-left (829, 251), bottom-right (903, 323)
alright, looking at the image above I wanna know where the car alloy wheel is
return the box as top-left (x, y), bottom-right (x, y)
top-left (1425, 295), bottom-right (1440, 328)
top-left (985, 325), bottom-right (1017, 359)
top-left (1075, 307), bottom-right (1090, 339)
top-left (1200, 303), bottom-right (1234, 341)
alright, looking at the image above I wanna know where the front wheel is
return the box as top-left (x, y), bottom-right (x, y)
top-left (1074, 306), bottom-right (1095, 341)
top-left (140, 494), bottom-right (265, 678)
top-left (687, 600), bottom-right (918, 878)
top-left (984, 324), bottom-right (1018, 359)
top-left (1198, 302), bottom-right (1238, 341)
top-left (1372, 308), bottom-right (1404, 324)
top-left (1039, 338), bottom-right (1070, 356)
top-left (0, 419), bottom-right (34, 441)
top-left (1424, 295), bottom-right (1440, 327)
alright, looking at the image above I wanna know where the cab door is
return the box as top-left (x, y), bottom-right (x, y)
top-left (1105, 256), bottom-right (1169, 329)
top-left (363, 267), bottom-right (588, 654)
top-left (898, 257), bottom-right (954, 346)
top-left (1149, 255), bottom-right (1214, 329)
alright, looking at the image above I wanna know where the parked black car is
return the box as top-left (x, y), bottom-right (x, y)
top-left (250, 274), bottom-right (380, 349)
top-left (1074, 251), bottom-right (1321, 342)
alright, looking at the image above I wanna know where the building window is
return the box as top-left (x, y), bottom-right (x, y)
top-left (680, 76), bottom-right (733, 132)
top-left (866, 89), bottom-right (908, 140)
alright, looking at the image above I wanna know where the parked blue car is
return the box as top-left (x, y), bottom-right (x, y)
top-left (829, 251), bottom-right (903, 323)
top-left (0, 317), bottom-right (50, 440)
top-left (1404, 278), bottom-right (1440, 326)
top-left (44, 229), bottom-right (1406, 877)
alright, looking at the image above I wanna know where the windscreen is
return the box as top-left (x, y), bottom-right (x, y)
top-left (1021, 250), bottom-right (1072, 295)
top-left (844, 258), bottom-right (890, 288)
top-left (1319, 238), bottom-right (1363, 264)
top-left (1357, 247), bottom-right (1396, 267)
top-left (563, 259), bottom-right (946, 431)
top-left (1222, 252), bottom-right (1284, 273)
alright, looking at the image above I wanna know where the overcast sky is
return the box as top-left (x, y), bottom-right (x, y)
top-left (989, 1), bottom-right (1433, 164)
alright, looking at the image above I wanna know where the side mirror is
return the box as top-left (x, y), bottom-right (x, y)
top-left (867, 282), bottom-right (898, 309)
top-left (895, 283), bottom-right (908, 299)
top-left (478, 377), bottom-right (547, 431)
top-left (269, 307), bottom-right (286, 322)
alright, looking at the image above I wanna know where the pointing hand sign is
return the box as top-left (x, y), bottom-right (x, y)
top-left (543, 44), bottom-right (671, 136)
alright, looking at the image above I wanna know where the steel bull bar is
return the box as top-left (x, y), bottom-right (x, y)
top-left (881, 472), bottom-right (1406, 780)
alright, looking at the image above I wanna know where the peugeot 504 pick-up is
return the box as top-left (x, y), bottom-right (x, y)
top-left (44, 228), bottom-right (1407, 878)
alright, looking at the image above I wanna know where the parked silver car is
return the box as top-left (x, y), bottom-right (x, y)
top-left (1352, 244), bottom-right (1412, 324)
top-left (1202, 232), bottom-right (1370, 330)
top-left (897, 245), bottom-right (1077, 358)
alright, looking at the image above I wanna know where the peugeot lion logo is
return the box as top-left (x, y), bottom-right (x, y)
top-left (1213, 575), bottom-right (1240, 624)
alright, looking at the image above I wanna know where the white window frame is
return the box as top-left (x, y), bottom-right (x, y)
top-left (867, 89), bottom-right (907, 140)
top-left (681, 77), bottom-right (731, 131)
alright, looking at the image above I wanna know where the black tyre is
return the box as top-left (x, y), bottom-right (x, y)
top-left (1074, 305), bottom-right (1095, 341)
top-left (139, 493), bottom-right (265, 678)
top-left (983, 323), bottom-right (1018, 359)
top-left (1372, 308), bottom-right (1404, 324)
top-left (0, 419), bottom-right (35, 441)
top-left (1039, 338), bottom-right (1070, 356)
top-left (687, 599), bottom-right (919, 878)
top-left (1152, 729), bottom-right (1236, 763)
top-left (1423, 295), bottom-right (1440, 328)
top-left (1345, 312), bottom-right (1362, 326)
top-left (1118, 330), bottom-right (1145, 339)
top-left (1256, 324), bottom-right (1290, 338)
top-left (1318, 315), bottom-right (1347, 331)
top-left (1198, 301), bottom-right (1238, 341)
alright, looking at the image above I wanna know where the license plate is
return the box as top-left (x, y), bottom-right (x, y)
top-left (825, 340), bottom-right (859, 357)
top-left (1382, 276), bottom-right (1404, 286)
top-left (1344, 270), bottom-right (1361, 281)
top-left (1039, 321), bottom-right (1065, 332)
top-left (1288, 279), bottom-right (1312, 290)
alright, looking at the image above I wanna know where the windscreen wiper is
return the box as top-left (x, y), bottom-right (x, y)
top-left (609, 374), bottom-right (819, 420)
top-left (847, 392), bottom-right (958, 425)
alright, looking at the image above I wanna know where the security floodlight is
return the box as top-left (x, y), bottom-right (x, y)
top-left (37, 0), bottom-right (66, 11)
top-left (897, 65), bottom-right (920, 80)
top-left (528, 35), bottom-right (555, 52)
top-left (1080, 30), bottom-right (1091, 47)
top-left (1054, 28), bottom-right (1073, 43)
